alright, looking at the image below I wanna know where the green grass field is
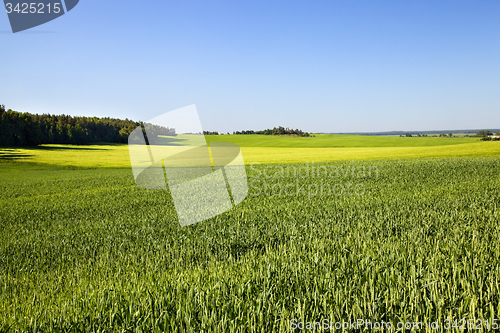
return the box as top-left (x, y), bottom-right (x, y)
top-left (0, 134), bottom-right (498, 167)
top-left (205, 133), bottom-right (476, 148)
top-left (1, 135), bottom-right (500, 331)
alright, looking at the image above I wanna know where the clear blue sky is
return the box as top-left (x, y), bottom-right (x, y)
top-left (1, 0), bottom-right (499, 133)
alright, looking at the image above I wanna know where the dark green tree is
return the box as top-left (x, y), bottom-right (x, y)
top-left (0, 109), bottom-right (176, 146)
top-left (476, 130), bottom-right (492, 137)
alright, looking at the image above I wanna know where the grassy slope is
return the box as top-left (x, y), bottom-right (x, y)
top-left (241, 142), bottom-right (500, 164)
top-left (1, 135), bottom-right (499, 167)
top-left (1, 158), bottom-right (500, 331)
top-left (204, 133), bottom-right (475, 147)
top-left (0, 144), bottom-right (130, 168)
top-left (2, 135), bottom-right (500, 330)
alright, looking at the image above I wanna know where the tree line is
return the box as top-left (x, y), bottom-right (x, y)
top-left (204, 127), bottom-right (312, 136)
top-left (232, 126), bottom-right (312, 137)
top-left (400, 130), bottom-right (500, 139)
top-left (401, 133), bottom-right (449, 137)
top-left (0, 105), bottom-right (175, 146)
top-left (476, 130), bottom-right (500, 141)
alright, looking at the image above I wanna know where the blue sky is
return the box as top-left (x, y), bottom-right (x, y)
top-left (1, 0), bottom-right (499, 133)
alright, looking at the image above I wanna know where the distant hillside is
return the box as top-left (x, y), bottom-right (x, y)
top-left (331, 129), bottom-right (500, 136)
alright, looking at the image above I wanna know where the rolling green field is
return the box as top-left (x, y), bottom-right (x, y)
top-left (1, 136), bottom-right (500, 331)
top-left (0, 134), bottom-right (498, 167)
top-left (205, 133), bottom-right (476, 148)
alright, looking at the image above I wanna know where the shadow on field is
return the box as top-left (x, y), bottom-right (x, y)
top-left (32, 145), bottom-right (107, 151)
top-left (0, 144), bottom-right (110, 161)
top-left (154, 136), bottom-right (187, 146)
top-left (0, 149), bottom-right (34, 161)
top-left (0, 145), bottom-right (109, 151)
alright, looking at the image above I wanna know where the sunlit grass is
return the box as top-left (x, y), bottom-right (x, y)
top-left (1, 135), bottom-right (500, 331)
top-left (1, 157), bottom-right (500, 331)
top-left (205, 133), bottom-right (477, 148)
top-left (241, 142), bottom-right (500, 164)
top-left (0, 138), bottom-right (498, 168)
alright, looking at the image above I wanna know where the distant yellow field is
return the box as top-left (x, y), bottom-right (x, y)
top-left (241, 142), bottom-right (500, 164)
top-left (1, 141), bottom-right (499, 168)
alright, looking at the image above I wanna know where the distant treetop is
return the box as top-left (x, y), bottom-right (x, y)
top-left (476, 130), bottom-right (493, 137)
top-left (0, 106), bottom-right (175, 146)
top-left (231, 126), bottom-right (312, 137)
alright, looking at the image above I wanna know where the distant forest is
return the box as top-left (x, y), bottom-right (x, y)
top-left (0, 105), bottom-right (175, 146)
top-left (204, 126), bottom-right (312, 137)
